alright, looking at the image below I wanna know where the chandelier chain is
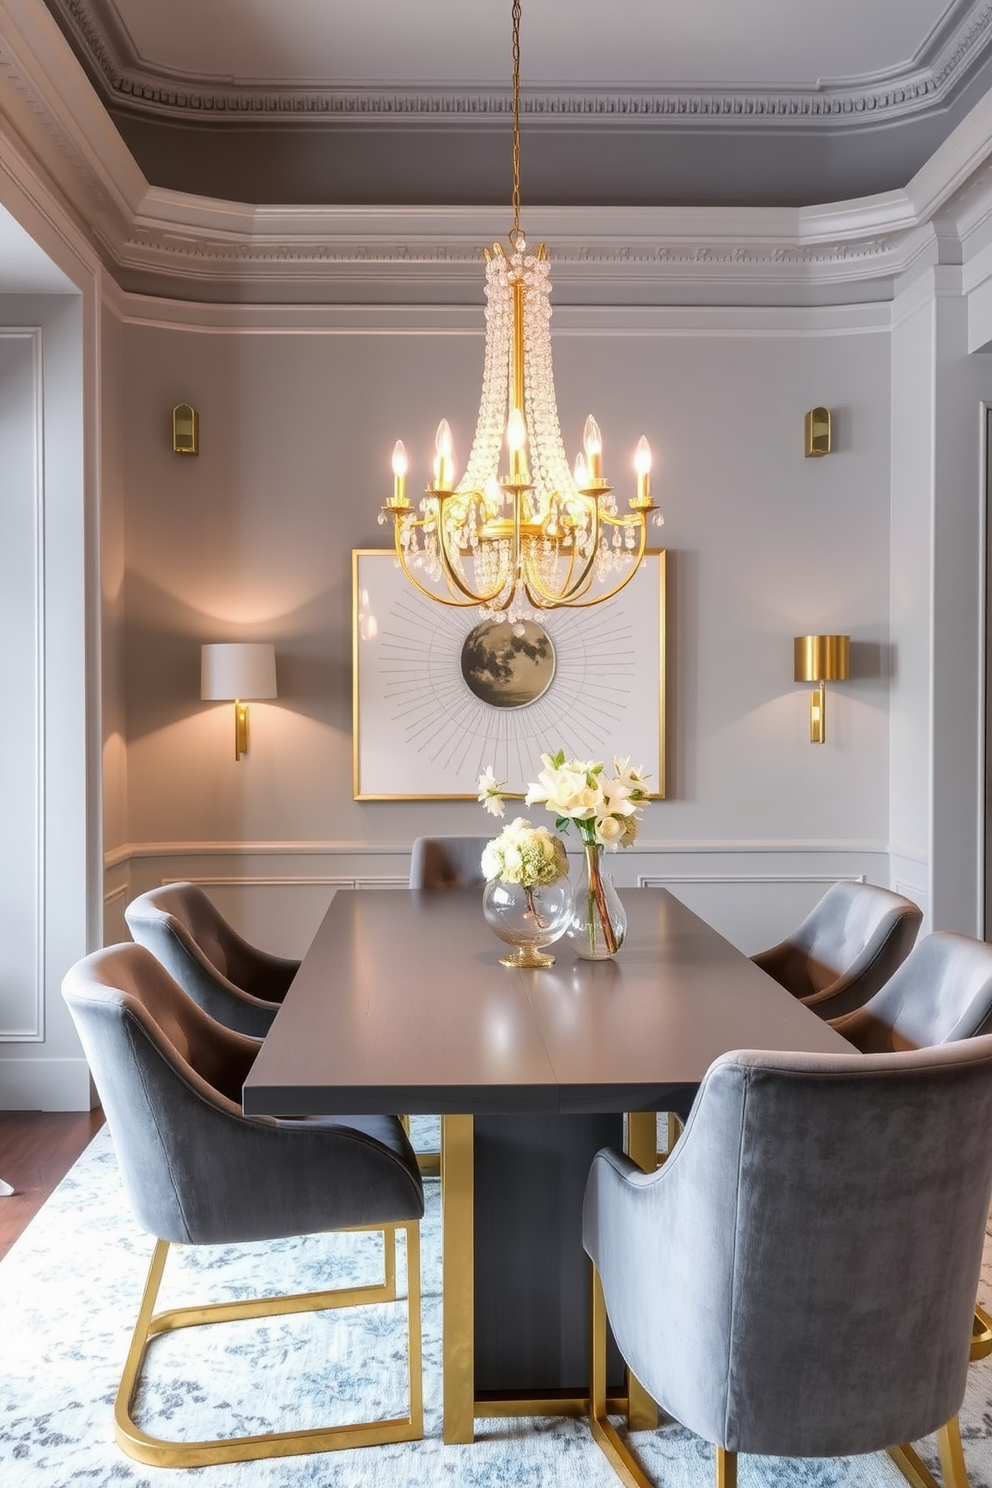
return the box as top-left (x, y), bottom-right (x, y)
top-left (511, 0), bottom-right (522, 243)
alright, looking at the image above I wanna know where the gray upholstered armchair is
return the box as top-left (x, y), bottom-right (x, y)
top-left (584, 1038), bottom-right (992, 1488)
top-left (409, 836), bottom-right (489, 890)
top-left (829, 930), bottom-right (992, 1051)
top-left (125, 881), bottom-right (299, 1037)
top-left (751, 880), bottom-right (922, 1018)
top-left (62, 943), bottom-right (424, 1468)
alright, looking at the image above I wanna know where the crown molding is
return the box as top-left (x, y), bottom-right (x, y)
top-left (43, 0), bottom-right (992, 132)
top-left (5, 0), bottom-right (992, 306)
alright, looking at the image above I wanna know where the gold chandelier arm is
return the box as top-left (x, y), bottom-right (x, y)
top-left (388, 526), bottom-right (496, 609)
top-left (554, 521), bottom-right (651, 609)
top-left (521, 492), bottom-right (607, 607)
top-left (433, 494), bottom-right (518, 607)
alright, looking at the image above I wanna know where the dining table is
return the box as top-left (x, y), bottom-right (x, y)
top-left (243, 884), bottom-right (851, 1443)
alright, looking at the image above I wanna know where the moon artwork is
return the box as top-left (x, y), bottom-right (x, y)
top-left (460, 620), bottom-right (556, 709)
top-left (353, 550), bottom-right (665, 799)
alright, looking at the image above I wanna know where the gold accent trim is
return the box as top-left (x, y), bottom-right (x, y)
top-left (971, 1304), bottom-right (992, 1361)
top-left (115, 1224), bottom-right (422, 1467)
top-left (442, 1113), bottom-right (475, 1444)
top-left (889, 1421), bottom-right (971, 1488)
top-left (477, 1393), bottom-right (629, 1417)
top-left (590, 1265), bottom-right (655, 1488)
top-left (624, 1113), bottom-right (659, 1432)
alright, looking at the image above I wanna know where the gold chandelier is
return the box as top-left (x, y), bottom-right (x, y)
top-left (380, 0), bottom-right (661, 617)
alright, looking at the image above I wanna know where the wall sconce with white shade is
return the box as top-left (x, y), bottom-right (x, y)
top-left (201, 643), bottom-right (277, 761)
top-left (794, 635), bottom-right (850, 744)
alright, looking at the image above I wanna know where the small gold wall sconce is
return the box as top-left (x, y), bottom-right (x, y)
top-left (804, 407), bottom-right (831, 458)
top-left (201, 643), bottom-right (277, 760)
top-left (794, 634), bottom-right (850, 744)
top-left (172, 403), bottom-right (199, 455)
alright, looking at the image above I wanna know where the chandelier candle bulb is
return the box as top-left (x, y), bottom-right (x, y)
top-left (633, 436), bottom-right (652, 507)
top-left (390, 440), bottom-right (410, 508)
top-left (584, 415), bottom-right (604, 482)
top-left (506, 407), bottom-right (528, 482)
top-left (433, 419), bottom-right (454, 491)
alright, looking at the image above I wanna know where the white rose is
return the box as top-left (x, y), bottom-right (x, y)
top-left (595, 815), bottom-right (625, 847)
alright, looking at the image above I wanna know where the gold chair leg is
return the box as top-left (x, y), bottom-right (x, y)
top-left (441, 1113), bottom-right (475, 1444)
top-left (115, 1223), bottom-right (422, 1467)
top-left (970, 1304), bottom-right (992, 1361)
top-left (716, 1447), bottom-right (737, 1488)
top-left (588, 1265), bottom-right (655, 1488)
top-left (890, 1419), bottom-right (971, 1488)
top-left (625, 1113), bottom-right (660, 1432)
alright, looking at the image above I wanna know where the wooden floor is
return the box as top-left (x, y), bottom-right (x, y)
top-left (0, 1109), bottom-right (104, 1261)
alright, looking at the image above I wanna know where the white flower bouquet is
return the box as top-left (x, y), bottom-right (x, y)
top-left (478, 750), bottom-right (651, 958)
top-left (478, 750), bottom-right (649, 852)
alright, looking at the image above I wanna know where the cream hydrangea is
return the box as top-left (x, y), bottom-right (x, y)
top-left (481, 818), bottom-right (569, 887)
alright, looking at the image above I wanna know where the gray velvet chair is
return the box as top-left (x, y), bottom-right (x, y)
top-left (751, 880), bottom-right (922, 1019)
top-left (829, 930), bottom-right (992, 1052)
top-left (409, 836), bottom-right (489, 890)
top-left (828, 929), bottom-right (992, 1362)
top-left (584, 1037), bottom-right (992, 1488)
top-left (125, 882), bottom-right (299, 1038)
top-left (62, 943), bottom-right (424, 1468)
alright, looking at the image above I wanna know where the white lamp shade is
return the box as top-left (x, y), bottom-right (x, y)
top-left (201, 643), bottom-right (277, 701)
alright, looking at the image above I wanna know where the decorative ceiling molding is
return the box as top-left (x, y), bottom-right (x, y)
top-left (43, 0), bottom-right (992, 132)
top-left (6, 0), bottom-right (992, 309)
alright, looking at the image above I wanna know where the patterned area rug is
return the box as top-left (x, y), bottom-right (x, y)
top-left (2, 1118), bottom-right (992, 1488)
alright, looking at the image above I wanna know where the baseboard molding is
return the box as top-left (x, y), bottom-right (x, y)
top-left (0, 1057), bottom-right (95, 1112)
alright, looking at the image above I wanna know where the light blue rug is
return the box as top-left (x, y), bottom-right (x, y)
top-left (1, 1118), bottom-right (990, 1488)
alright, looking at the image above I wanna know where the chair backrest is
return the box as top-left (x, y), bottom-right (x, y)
top-left (409, 836), bottom-right (489, 890)
top-left (62, 944), bottom-right (423, 1247)
top-left (62, 943), bottom-right (262, 1243)
top-left (584, 1035), bottom-right (992, 1459)
top-left (125, 883), bottom-right (298, 1036)
top-left (831, 930), bottom-right (992, 1051)
top-left (752, 880), bottom-right (922, 1016)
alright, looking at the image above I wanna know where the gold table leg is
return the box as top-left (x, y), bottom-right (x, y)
top-left (624, 1112), bottom-right (660, 1432)
top-left (441, 1113), bottom-right (475, 1444)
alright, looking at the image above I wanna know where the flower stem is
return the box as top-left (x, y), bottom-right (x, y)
top-left (524, 885), bottom-right (549, 930)
top-left (584, 842), bottom-right (618, 955)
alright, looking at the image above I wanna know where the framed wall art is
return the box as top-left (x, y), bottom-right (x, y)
top-left (352, 548), bottom-right (666, 801)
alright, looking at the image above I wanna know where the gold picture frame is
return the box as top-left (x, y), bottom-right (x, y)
top-left (352, 548), bottom-right (666, 802)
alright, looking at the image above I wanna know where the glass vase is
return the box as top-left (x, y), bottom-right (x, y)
top-left (568, 843), bottom-right (627, 960)
top-left (483, 878), bottom-right (572, 968)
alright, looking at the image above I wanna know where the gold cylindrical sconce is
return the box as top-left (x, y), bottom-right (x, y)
top-left (794, 634), bottom-right (850, 744)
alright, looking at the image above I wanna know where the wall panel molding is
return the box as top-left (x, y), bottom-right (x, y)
top-left (0, 327), bottom-right (45, 1043)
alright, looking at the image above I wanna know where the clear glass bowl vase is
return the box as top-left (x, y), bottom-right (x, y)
top-left (483, 878), bottom-right (572, 967)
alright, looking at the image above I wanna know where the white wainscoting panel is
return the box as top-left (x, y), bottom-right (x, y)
top-left (115, 842), bottom-right (893, 961)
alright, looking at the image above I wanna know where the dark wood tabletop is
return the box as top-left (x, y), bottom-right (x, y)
top-left (243, 886), bottom-right (851, 1117)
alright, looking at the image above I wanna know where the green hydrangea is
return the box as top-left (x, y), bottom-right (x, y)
top-left (481, 817), bottom-right (569, 887)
